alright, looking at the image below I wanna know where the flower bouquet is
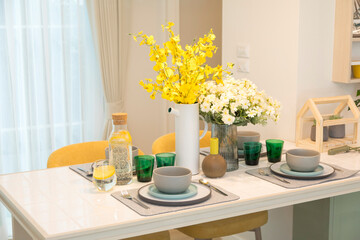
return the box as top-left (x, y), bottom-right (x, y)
top-left (198, 76), bottom-right (281, 171)
top-left (131, 22), bottom-right (233, 104)
top-left (199, 76), bottom-right (281, 126)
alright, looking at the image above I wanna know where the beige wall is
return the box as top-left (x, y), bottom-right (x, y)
top-left (123, 0), bottom-right (170, 154)
top-left (223, 0), bottom-right (300, 142)
top-left (180, 0), bottom-right (222, 67)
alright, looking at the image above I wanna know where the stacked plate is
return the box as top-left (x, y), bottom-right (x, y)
top-left (270, 162), bottom-right (335, 180)
top-left (138, 183), bottom-right (211, 206)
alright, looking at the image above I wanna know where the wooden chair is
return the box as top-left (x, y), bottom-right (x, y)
top-left (47, 141), bottom-right (170, 240)
top-left (152, 133), bottom-right (268, 240)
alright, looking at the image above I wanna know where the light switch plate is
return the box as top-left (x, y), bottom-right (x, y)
top-left (237, 59), bottom-right (250, 73)
top-left (237, 44), bottom-right (250, 58)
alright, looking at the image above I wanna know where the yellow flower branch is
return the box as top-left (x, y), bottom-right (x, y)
top-left (131, 22), bottom-right (234, 104)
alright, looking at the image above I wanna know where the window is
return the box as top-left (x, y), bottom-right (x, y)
top-left (0, 0), bottom-right (104, 237)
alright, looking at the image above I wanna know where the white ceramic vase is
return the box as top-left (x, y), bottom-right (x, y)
top-left (168, 103), bottom-right (208, 174)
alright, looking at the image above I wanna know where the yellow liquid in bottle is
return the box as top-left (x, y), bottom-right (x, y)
top-left (109, 130), bottom-right (132, 185)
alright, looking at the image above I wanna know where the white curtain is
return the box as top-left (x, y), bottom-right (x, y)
top-left (0, 0), bottom-right (104, 237)
top-left (86, 0), bottom-right (126, 139)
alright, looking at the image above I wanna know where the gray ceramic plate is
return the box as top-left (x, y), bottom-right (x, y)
top-left (280, 164), bottom-right (324, 177)
top-left (270, 162), bottom-right (335, 180)
top-left (148, 184), bottom-right (198, 200)
top-left (138, 182), bottom-right (211, 206)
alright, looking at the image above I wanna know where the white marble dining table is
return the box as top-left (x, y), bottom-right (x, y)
top-left (1, 141), bottom-right (360, 240)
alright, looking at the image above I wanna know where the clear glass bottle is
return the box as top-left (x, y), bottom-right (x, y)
top-left (109, 113), bottom-right (132, 185)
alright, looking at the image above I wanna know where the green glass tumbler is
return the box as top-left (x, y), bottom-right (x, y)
top-left (266, 139), bottom-right (284, 163)
top-left (135, 155), bottom-right (154, 182)
top-left (243, 142), bottom-right (262, 166)
top-left (155, 152), bottom-right (176, 168)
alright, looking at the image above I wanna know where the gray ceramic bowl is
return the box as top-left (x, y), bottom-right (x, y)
top-left (153, 166), bottom-right (192, 194)
top-left (237, 131), bottom-right (260, 149)
top-left (286, 148), bottom-right (320, 172)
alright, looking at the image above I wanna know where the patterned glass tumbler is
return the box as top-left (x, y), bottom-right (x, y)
top-left (244, 142), bottom-right (262, 166)
top-left (135, 155), bottom-right (154, 182)
top-left (266, 139), bottom-right (284, 163)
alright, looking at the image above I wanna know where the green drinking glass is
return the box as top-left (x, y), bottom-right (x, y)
top-left (155, 152), bottom-right (176, 168)
top-left (266, 139), bottom-right (284, 163)
top-left (135, 155), bottom-right (155, 182)
top-left (243, 142), bottom-right (262, 166)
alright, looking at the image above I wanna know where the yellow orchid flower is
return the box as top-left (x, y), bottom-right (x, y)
top-left (131, 22), bottom-right (233, 104)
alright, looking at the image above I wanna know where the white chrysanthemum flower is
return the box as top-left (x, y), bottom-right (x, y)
top-left (209, 93), bottom-right (216, 100)
top-left (266, 106), bottom-right (275, 116)
top-left (211, 102), bottom-right (224, 113)
top-left (200, 102), bottom-right (211, 112)
top-left (220, 93), bottom-right (231, 104)
top-left (203, 95), bottom-right (214, 105)
top-left (230, 102), bottom-right (238, 113)
top-left (198, 95), bottom-right (205, 103)
top-left (222, 114), bottom-right (235, 125)
top-left (253, 106), bottom-right (263, 117)
top-left (240, 99), bottom-right (250, 109)
top-left (246, 109), bottom-right (257, 118)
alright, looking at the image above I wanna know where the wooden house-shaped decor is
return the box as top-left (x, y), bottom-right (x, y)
top-left (296, 95), bottom-right (360, 152)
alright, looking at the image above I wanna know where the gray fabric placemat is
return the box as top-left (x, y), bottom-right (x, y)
top-left (111, 183), bottom-right (239, 216)
top-left (69, 163), bottom-right (93, 182)
top-left (246, 164), bottom-right (359, 189)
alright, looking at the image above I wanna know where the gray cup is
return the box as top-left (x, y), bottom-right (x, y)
top-left (237, 131), bottom-right (260, 149)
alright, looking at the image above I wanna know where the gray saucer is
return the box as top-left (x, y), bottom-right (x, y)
top-left (138, 182), bottom-right (211, 206)
top-left (270, 162), bottom-right (335, 180)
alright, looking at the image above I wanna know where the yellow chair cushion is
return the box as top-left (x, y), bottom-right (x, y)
top-left (122, 231), bottom-right (170, 240)
top-left (177, 211), bottom-right (268, 239)
top-left (152, 130), bottom-right (211, 154)
top-left (47, 141), bottom-right (144, 168)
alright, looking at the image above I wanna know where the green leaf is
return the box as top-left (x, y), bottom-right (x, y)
top-left (355, 99), bottom-right (360, 108)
